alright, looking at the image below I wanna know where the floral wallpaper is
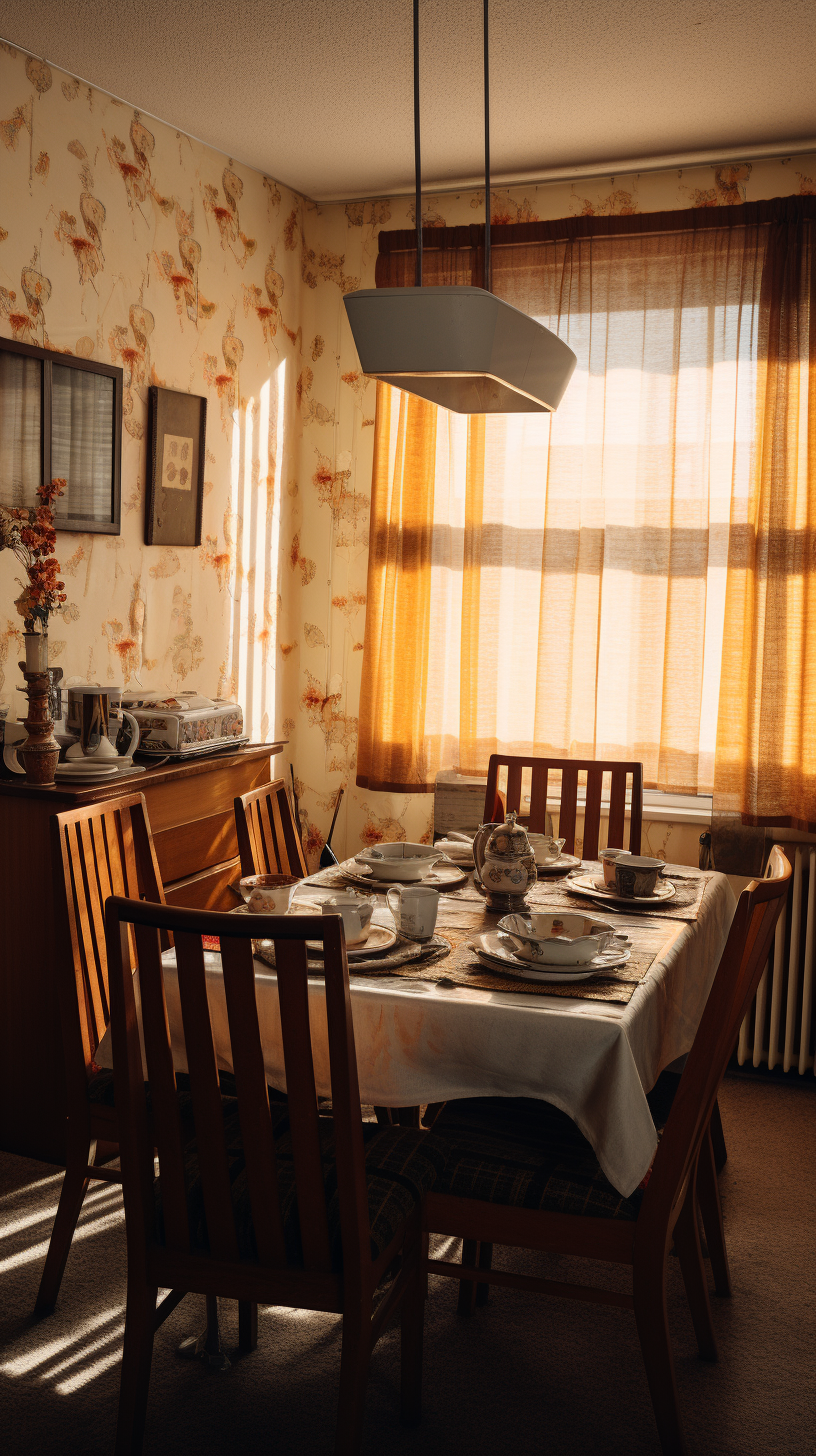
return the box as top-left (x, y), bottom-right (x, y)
top-left (2, 40), bottom-right (813, 868)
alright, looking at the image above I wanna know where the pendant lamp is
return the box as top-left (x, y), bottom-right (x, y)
top-left (343, 0), bottom-right (577, 414)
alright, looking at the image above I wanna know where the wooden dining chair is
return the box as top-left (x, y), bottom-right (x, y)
top-left (34, 793), bottom-right (165, 1315)
top-left (484, 753), bottom-right (644, 857)
top-left (234, 777), bottom-right (308, 879)
top-left (105, 895), bottom-right (442, 1456)
top-left (422, 847), bottom-right (791, 1456)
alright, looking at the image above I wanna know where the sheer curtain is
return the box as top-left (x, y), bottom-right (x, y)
top-left (51, 364), bottom-right (115, 522)
top-left (358, 200), bottom-right (814, 817)
top-left (0, 350), bottom-right (41, 505)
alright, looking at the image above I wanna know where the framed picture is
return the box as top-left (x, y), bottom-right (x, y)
top-left (145, 385), bottom-right (206, 547)
top-left (0, 334), bottom-right (123, 534)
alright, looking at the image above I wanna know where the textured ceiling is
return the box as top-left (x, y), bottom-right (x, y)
top-left (1, 0), bottom-right (815, 200)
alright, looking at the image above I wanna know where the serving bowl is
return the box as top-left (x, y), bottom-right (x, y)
top-left (497, 911), bottom-right (615, 965)
top-left (355, 842), bottom-right (451, 883)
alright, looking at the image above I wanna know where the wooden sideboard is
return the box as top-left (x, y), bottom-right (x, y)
top-left (0, 742), bottom-right (283, 1165)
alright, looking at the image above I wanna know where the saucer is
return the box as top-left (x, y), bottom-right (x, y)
top-left (567, 872), bottom-right (676, 906)
top-left (535, 852), bottom-right (582, 876)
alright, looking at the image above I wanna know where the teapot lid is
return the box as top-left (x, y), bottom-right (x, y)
top-left (485, 810), bottom-right (532, 859)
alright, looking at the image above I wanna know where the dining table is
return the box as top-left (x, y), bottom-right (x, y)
top-left (96, 855), bottom-right (736, 1200)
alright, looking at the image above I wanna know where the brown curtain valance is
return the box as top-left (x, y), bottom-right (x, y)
top-left (375, 194), bottom-right (816, 285)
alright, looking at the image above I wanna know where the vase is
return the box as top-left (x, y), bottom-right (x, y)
top-left (18, 668), bottom-right (60, 786)
top-left (23, 631), bottom-right (49, 674)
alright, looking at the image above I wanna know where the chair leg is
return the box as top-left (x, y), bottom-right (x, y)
top-left (400, 1232), bottom-right (425, 1427)
top-left (421, 1102), bottom-right (446, 1129)
top-left (116, 1280), bottom-right (158, 1456)
top-left (674, 1185), bottom-right (717, 1362)
top-left (238, 1301), bottom-right (258, 1353)
top-left (335, 1302), bottom-right (373, 1456)
top-left (475, 1241), bottom-right (493, 1307)
top-left (697, 1127), bottom-right (731, 1296)
top-left (457, 1240), bottom-right (479, 1317)
top-left (710, 1097), bottom-right (727, 1172)
top-left (34, 1141), bottom-right (95, 1314)
top-left (633, 1253), bottom-right (686, 1456)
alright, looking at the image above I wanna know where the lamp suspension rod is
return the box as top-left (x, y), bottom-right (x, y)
top-left (413, 0), bottom-right (422, 287)
top-left (484, 0), bottom-right (491, 291)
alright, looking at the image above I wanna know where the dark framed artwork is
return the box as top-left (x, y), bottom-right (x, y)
top-left (0, 334), bottom-right (123, 534)
top-left (145, 385), bottom-right (207, 546)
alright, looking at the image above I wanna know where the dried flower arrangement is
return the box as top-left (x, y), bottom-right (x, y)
top-left (0, 477), bottom-right (68, 632)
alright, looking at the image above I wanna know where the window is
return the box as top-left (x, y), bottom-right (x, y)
top-left (0, 337), bottom-right (122, 533)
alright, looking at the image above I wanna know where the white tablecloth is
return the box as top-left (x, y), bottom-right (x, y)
top-left (97, 873), bottom-right (735, 1198)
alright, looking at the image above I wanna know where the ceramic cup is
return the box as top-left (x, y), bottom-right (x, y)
top-left (321, 892), bottom-right (374, 946)
top-left (613, 854), bottom-right (666, 898)
top-left (244, 874), bottom-right (299, 914)
top-left (528, 833), bottom-right (567, 866)
top-left (601, 847), bottom-right (628, 887)
top-left (386, 884), bottom-right (439, 942)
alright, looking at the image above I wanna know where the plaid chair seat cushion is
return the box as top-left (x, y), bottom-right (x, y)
top-left (424, 1097), bottom-right (645, 1221)
top-left (155, 1103), bottom-right (447, 1271)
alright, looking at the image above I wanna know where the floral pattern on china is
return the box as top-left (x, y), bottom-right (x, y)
top-left (472, 811), bottom-right (537, 910)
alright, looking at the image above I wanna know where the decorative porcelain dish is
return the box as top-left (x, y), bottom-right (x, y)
top-left (536, 852), bottom-right (582, 876)
top-left (567, 871), bottom-right (676, 906)
top-left (230, 905), bottom-right (398, 960)
top-left (341, 857), bottom-right (468, 891)
top-left (355, 842), bottom-right (453, 883)
top-left (497, 911), bottom-right (616, 965)
top-left (469, 931), bottom-right (631, 982)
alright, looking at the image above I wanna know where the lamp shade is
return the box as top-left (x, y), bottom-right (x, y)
top-left (343, 285), bottom-right (577, 413)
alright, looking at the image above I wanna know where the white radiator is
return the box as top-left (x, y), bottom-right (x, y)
top-left (738, 844), bottom-right (815, 1074)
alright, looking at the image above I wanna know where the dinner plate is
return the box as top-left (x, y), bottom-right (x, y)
top-left (536, 852), bottom-right (582, 876)
top-left (470, 930), bottom-right (631, 981)
top-left (338, 859), bottom-right (468, 892)
top-left (54, 763), bottom-right (120, 780)
top-left (566, 871), bottom-right (676, 906)
top-left (229, 905), bottom-right (397, 959)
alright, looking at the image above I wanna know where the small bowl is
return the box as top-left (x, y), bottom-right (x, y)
top-left (355, 842), bottom-right (449, 882)
top-left (239, 873), bottom-right (300, 914)
top-left (613, 855), bottom-right (665, 898)
top-left (497, 911), bottom-right (614, 965)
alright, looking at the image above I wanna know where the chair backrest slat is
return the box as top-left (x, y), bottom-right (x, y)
top-left (134, 919), bottom-right (190, 1252)
top-left (484, 754), bottom-right (644, 856)
top-left (219, 936), bottom-right (288, 1265)
top-left (105, 900), bottom-right (370, 1288)
top-left (174, 931), bottom-right (240, 1261)
top-left (528, 763), bottom-right (549, 830)
top-left (557, 765), bottom-right (580, 853)
top-left (235, 778), bottom-right (308, 880)
top-left (644, 847), bottom-right (791, 1229)
top-left (582, 769), bottom-right (604, 860)
top-left (607, 770), bottom-right (628, 850)
top-left (51, 793), bottom-right (165, 1068)
top-left (275, 938), bottom-right (333, 1271)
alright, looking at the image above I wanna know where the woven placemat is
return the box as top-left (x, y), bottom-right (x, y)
top-left (445, 863), bottom-right (712, 923)
top-left (368, 918), bottom-right (676, 1004)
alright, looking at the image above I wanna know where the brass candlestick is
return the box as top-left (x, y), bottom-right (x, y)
top-left (17, 662), bottom-right (60, 786)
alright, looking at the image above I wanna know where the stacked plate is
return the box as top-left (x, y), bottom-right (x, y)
top-left (469, 929), bottom-right (631, 983)
top-left (566, 871), bottom-right (676, 907)
top-left (54, 759), bottom-right (146, 783)
top-left (230, 903), bottom-right (398, 961)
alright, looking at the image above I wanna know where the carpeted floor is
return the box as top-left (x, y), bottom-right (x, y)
top-left (1, 1073), bottom-right (813, 1456)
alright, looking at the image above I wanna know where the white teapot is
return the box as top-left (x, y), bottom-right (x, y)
top-left (472, 810), bottom-right (537, 911)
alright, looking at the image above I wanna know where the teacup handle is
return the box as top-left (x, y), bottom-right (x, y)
top-left (386, 887), bottom-right (402, 922)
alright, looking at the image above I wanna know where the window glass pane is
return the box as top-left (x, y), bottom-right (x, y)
top-left (51, 364), bottom-right (114, 523)
top-left (0, 349), bottom-right (42, 506)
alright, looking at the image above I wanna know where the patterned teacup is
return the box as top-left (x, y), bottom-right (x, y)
top-left (386, 885), bottom-right (439, 942)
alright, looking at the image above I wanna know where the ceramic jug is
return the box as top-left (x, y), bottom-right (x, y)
top-left (472, 810), bottom-right (537, 911)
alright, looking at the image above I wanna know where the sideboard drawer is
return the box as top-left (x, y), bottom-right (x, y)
top-left (153, 809), bottom-right (238, 884)
top-left (164, 857), bottom-right (241, 910)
